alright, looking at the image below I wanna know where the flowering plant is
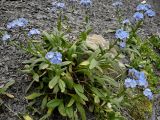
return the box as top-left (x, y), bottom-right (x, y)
top-left (17, 18), bottom-right (128, 119)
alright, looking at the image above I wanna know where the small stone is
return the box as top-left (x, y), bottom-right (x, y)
top-left (86, 34), bottom-right (109, 50)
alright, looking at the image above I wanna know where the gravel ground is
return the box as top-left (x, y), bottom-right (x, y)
top-left (0, 0), bottom-right (159, 120)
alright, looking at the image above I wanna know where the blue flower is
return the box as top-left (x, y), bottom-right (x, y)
top-left (128, 69), bottom-right (149, 88)
top-left (28, 28), bottom-right (41, 36)
top-left (7, 21), bottom-right (17, 29)
top-left (112, 1), bottom-right (123, 7)
top-left (7, 18), bottom-right (28, 29)
top-left (145, 9), bottom-right (156, 17)
top-left (56, 2), bottom-right (65, 9)
top-left (137, 72), bottom-right (148, 88)
top-left (128, 68), bottom-right (140, 79)
top-left (122, 19), bottom-right (130, 24)
top-left (138, 78), bottom-right (148, 88)
top-left (133, 12), bottom-right (144, 21)
top-left (119, 41), bottom-right (126, 48)
top-left (45, 52), bottom-right (62, 64)
top-left (80, 0), bottom-right (92, 6)
top-left (124, 78), bottom-right (137, 88)
top-left (45, 52), bottom-right (55, 60)
top-left (136, 4), bottom-right (151, 11)
top-left (18, 18), bottom-right (28, 26)
top-left (115, 29), bottom-right (129, 40)
top-left (2, 33), bottom-right (11, 41)
top-left (51, 2), bottom-right (65, 12)
top-left (143, 88), bottom-right (153, 100)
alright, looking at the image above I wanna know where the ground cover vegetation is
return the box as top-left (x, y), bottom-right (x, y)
top-left (0, 0), bottom-right (160, 120)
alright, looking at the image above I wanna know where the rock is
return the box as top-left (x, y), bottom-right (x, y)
top-left (86, 34), bottom-right (109, 50)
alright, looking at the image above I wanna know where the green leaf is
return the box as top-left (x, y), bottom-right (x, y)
top-left (62, 72), bottom-right (74, 89)
top-left (31, 58), bottom-right (45, 67)
top-left (33, 73), bottom-right (39, 82)
top-left (94, 96), bottom-right (100, 104)
top-left (76, 103), bottom-right (86, 120)
top-left (67, 98), bottom-right (75, 107)
top-left (22, 57), bottom-right (37, 64)
top-left (68, 43), bottom-right (77, 59)
top-left (4, 79), bottom-right (15, 90)
top-left (25, 93), bottom-right (42, 100)
top-left (74, 84), bottom-right (84, 93)
top-left (47, 99), bottom-right (62, 109)
top-left (74, 89), bottom-right (88, 101)
top-left (72, 95), bottom-right (86, 105)
top-left (60, 61), bottom-right (72, 66)
top-left (49, 76), bottom-right (59, 89)
top-left (91, 87), bottom-right (104, 98)
top-left (79, 60), bottom-right (90, 66)
top-left (111, 96), bottom-right (124, 107)
top-left (74, 84), bottom-right (88, 101)
top-left (66, 106), bottom-right (74, 119)
top-left (58, 102), bottom-right (66, 116)
top-left (53, 84), bottom-right (59, 94)
top-left (103, 75), bottom-right (119, 87)
top-left (41, 95), bottom-right (48, 110)
top-left (59, 79), bottom-right (66, 93)
top-left (23, 115), bottom-right (33, 120)
top-left (89, 58), bottom-right (98, 69)
top-left (39, 62), bottom-right (49, 70)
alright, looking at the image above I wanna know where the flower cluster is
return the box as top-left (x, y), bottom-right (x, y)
top-left (128, 68), bottom-right (148, 87)
top-left (80, 0), bottom-right (92, 7)
top-left (133, 12), bottom-right (144, 21)
top-left (7, 18), bottom-right (28, 29)
top-left (2, 33), bottom-right (11, 41)
top-left (136, 3), bottom-right (151, 11)
top-left (145, 9), bottom-right (156, 17)
top-left (134, 3), bottom-right (156, 20)
top-left (45, 51), bottom-right (62, 64)
top-left (51, 2), bottom-right (66, 12)
top-left (112, 1), bottom-right (123, 8)
top-left (28, 28), bottom-right (41, 37)
top-left (1, 18), bottom-right (41, 41)
top-left (124, 68), bottom-right (153, 100)
top-left (115, 29), bottom-right (129, 48)
top-left (143, 88), bottom-right (153, 100)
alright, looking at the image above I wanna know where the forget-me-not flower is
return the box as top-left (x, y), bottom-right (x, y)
top-left (128, 68), bottom-right (140, 78)
top-left (112, 1), bottom-right (123, 7)
top-left (7, 18), bottom-right (28, 29)
top-left (138, 78), bottom-right (148, 88)
top-left (122, 19), bottom-right (130, 24)
top-left (136, 3), bottom-right (151, 11)
top-left (145, 9), bottom-right (156, 17)
top-left (115, 29), bottom-right (129, 40)
top-left (137, 72), bottom-right (148, 88)
top-left (45, 51), bottom-right (62, 64)
top-left (143, 88), bottom-right (153, 100)
top-left (51, 2), bottom-right (65, 12)
top-left (45, 52), bottom-right (55, 60)
top-left (133, 12), bottom-right (144, 21)
top-left (119, 41), bottom-right (126, 48)
top-left (56, 2), bottom-right (65, 9)
top-left (80, 0), bottom-right (92, 6)
top-left (124, 78), bottom-right (137, 88)
top-left (128, 69), bottom-right (148, 88)
top-left (28, 28), bottom-right (41, 37)
top-left (2, 33), bottom-right (11, 41)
